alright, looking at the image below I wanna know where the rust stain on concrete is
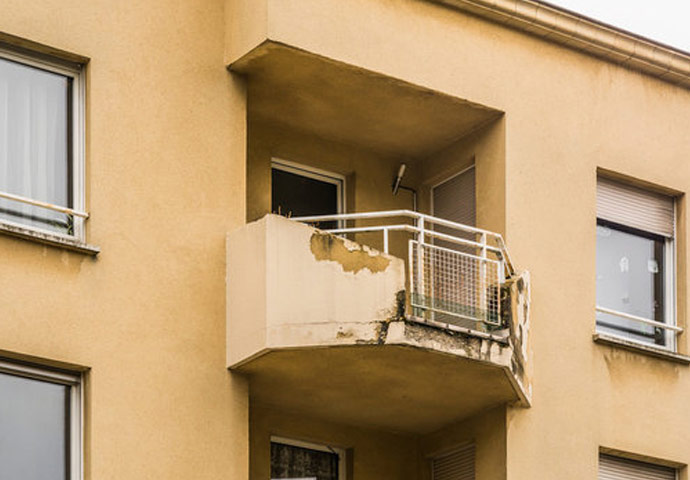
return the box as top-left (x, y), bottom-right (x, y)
top-left (310, 232), bottom-right (390, 274)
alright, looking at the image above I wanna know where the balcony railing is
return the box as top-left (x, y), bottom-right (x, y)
top-left (292, 210), bottom-right (514, 331)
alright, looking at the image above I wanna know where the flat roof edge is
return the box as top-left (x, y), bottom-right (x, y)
top-left (433, 0), bottom-right (690, 89)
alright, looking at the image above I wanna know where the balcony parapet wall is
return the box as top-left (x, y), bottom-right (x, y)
top-left (226, 215), bottom-right (531, 429)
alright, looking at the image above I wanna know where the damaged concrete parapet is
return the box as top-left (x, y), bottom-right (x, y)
top-left (501, 270), bottom-right (532, 405)
top-left (227, 215), bottom-right (531, 430)
top-left (226, 214), bottom-right (406, 367)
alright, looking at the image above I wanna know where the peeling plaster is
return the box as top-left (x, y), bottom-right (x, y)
top-left (310, 232), bottom-right (391, 274)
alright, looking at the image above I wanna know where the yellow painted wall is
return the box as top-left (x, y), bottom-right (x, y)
top-left (230, 0), bottom-right (690, 478)
top-left (250, 405), bottom-right (421, 480)
top-left (420, 406), bottom-right (507, 480)
top-left (4, 0), bottom-right (690, 478)
top-left (0, 0), bottom-right (248, 479)
top-left (418, 118), bottom-right (506, 235)
top-left (246, 119), bottom-right (419, 257)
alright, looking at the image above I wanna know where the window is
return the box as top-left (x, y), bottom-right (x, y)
top-left (0, 46), bottom-right (85, 241)
top-left (431, 443), bottom-right (475, 480)
top-left (270, 436), bottom-right (346, 480)
top-left (0, 359), bottom-right (82, 480)
top-left (596, 177), bottom-right (676, 350)
top-left (599, 453), bottom-right (676, 480)
top-left (271, 159), bottom-right (345, 230)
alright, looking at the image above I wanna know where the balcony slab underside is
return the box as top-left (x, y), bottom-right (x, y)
top-left (238, 333), bottom-right (518, 435)
top-left (232, 42), bottom-right (501, 158)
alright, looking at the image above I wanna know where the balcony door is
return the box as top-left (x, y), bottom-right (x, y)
top-left (431, 165), bottom-right (476, 233)
top-left (271, 159), bottom-right (345, 230)
top-left (429, 165), bottom-right (478, 329)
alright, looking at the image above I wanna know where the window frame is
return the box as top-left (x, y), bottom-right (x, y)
top-left (271, 158), bottom-right (346, 216)
top-left (598, 452), bottom-right (678, 480)
top-left (595, 183), bottom-right (677, 352)
top-left (0, 358), bottom-right (83, 480)
top-left (270, 435), bottom-right (347, 480)
top-left (0, 46), bottom-right (86, 243)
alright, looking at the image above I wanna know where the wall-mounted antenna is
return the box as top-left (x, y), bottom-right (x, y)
top-left (391, 163), bottom-right (417, 211)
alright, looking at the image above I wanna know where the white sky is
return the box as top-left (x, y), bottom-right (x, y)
top-left (545, 0), bottom-right (690, 52)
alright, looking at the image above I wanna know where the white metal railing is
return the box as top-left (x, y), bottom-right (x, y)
top-left (292, 210), bottom-right (514, 329)
top-left (595, 305), bottom-right (683, 351)
top-left (0, 190), bottom-right (88, 219)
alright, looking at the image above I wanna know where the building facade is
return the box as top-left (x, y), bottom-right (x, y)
top-left (1, 1), bottom-right (689, 479)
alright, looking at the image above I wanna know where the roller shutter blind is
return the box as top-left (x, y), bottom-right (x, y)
top-left (432, 166), bottom-right (476, 228)
top-left (597, 177), bottom-right (674, 238)
top-left (599, 454), bottom-right (676, 480)
top-left (431, 444), bottom-right (475, 480)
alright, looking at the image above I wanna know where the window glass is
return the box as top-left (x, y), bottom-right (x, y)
top-left (596, 222), bottom-right (666, 346)
top-left (271, 167), bottom-right (340, 230)
top-left (271, 442), bottom-right (339, 480)
top-left (0, 56), bottom-right (72, 234)
top-left (0, 371), bottom-right (70, 480)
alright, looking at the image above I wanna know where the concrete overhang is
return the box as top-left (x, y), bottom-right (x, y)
top-left (231, 42), bottom-right (501, 158)
top-left (239, 343), bottom-right (518, 434)
top-left (227, 215), bottom-right (531, 434)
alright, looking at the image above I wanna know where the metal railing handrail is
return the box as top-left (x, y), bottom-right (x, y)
top-left (596, 305), bottom-right (683, 333)
top-left (0, 190), bottom-right (89, 219)
top-left (292, 209), bottom-right (515, 275)
top-left (294, 209), bottom-right (501, 238)
top-left (326, 224), bottom-right (503, 255)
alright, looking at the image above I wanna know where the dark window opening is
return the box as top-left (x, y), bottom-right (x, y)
top-left (271, 165), bottom-right (341, 230)
top-left (270, 441), bottom-right (339, 480)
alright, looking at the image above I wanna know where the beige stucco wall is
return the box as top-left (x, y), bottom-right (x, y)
top-left (247, 119), bottom-right (420, 257)
top-left (250, 404), bottom-right (421, 480)
top-left (420, 406), bottom-right (507, 480)
top-left (231, 0), bottom-right (690, 478)
top-left (0, 1), bottom-right (248, 479)
top-left (4, 0), bottom-right (690, 478)
top-left (418, 118), bottom-right (506, 235)
top-left (247, 119), bottom-right (419, 218)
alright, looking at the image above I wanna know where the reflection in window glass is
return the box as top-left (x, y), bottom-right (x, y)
top-left (596, 222), bottom-right (665, 346)
top-left (0, 371), bottom-right (69, 480)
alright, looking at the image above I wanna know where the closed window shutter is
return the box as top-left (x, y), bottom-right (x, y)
top-left (599, 454), bottom-right (676, 480)
top-left (432, 167), bottom-right (476, 228)
top-left (431, 444), bottom-right (475, 480)
top-left (597, 177), bottom-right (674, 238)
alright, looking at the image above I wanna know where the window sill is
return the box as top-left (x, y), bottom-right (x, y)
top-left (0, 222), bottom-right (100, 256)
top-left (593, 333), bottom-right (690, 365)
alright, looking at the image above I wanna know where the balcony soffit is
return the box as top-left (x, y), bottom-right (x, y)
top-left (232, 42), bottom-right (502, 159)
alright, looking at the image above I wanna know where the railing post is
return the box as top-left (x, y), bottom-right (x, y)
top-left (383, 228), bottom-right (389, 254)
top-left (417, 216), bottom-right (426, 319)
top-left (480, 233), bottom-right (487, 322)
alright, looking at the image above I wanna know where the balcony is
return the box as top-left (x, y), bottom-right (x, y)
top-left (227, 211), bottom-right (530, 434)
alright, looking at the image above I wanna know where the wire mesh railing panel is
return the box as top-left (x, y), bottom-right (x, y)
top-left (410, 240), bottom-right (502, 328)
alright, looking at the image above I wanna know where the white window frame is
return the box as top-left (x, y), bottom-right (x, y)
top-left (0, 358), bottom-right (83, 480)
top-left (0, 46), bottom-right (86, 243)
top-left (271, 158), bottom-right (346, 216)
top-left (270, 435), bottom-right (347, 480)
top-left (595, 215), bottom-right (677, 352)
